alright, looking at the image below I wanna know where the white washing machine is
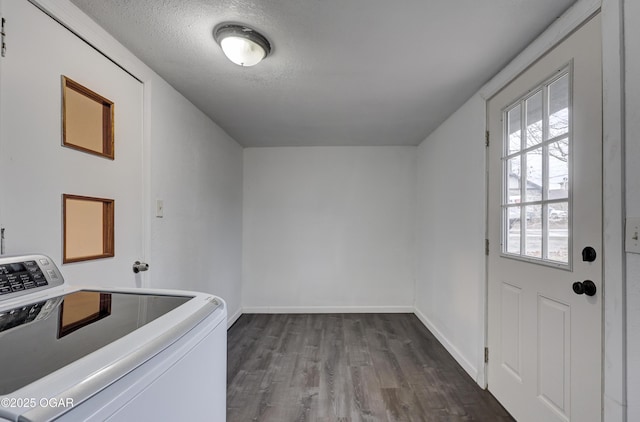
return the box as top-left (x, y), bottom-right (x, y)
top-left (0, 254), bottom-right (227, 422)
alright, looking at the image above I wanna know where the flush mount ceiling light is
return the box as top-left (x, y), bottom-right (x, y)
top-left (214, 23), bottom-right (272, 67)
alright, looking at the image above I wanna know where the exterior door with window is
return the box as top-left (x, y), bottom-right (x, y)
top-left (487, 15), bottom-right (602, 422)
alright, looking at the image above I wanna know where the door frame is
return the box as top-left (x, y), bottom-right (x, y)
top-left (478, 0), bottom-right (626, 420)
top-left (27, 0), bottom-right (155, 288)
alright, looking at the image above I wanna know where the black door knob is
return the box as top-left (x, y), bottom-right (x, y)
top-left (572, 281), bottom-right (584, 295)
top-left (573, 280), bottom-right (597, 296)
top-left (582, 246), bottom-right (597, 262)
top-left (582, 280), bottom-right (597, 296)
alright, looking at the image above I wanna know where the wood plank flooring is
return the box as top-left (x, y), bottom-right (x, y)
top-left (227, 314), bottom-right (514, 421)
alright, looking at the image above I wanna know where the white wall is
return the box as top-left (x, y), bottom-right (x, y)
top-left (413, 95), bottom-right (486, 383)
top-left (624, 0), bottom-right (640, 419)
top-left (149, 79), bottom-right (243, 323)
top-left (242, 146), bottom-right (416, 312)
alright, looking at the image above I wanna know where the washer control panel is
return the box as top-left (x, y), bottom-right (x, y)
top-left (0, 254), bottom-right (64, 301)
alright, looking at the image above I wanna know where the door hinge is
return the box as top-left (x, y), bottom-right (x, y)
top-left (485, 239), bottom-right (489, 256)
top-left (485, 131), bottom-right (490, 147)
top-left (1, 228), bottom-right (5, 255)
top-left (1, 18), bottom-right (6, 57)
top-left (484, 347), bottom-right (489, 363)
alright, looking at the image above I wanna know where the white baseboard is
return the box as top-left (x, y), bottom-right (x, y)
top-left (226, 307), bottom-right (243, 329)
top-left (241, 305), bottom-right (414, 314)
top-left (413, 307), bottom-right (478, 382)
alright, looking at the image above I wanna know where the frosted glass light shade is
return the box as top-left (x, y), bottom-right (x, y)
top-left (214, 24), bottom-right (271, 67)
top-left (220, 36), bottom-right (266, 67)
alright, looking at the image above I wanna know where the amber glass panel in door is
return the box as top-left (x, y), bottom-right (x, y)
top-left (63, 194), bottom-right (114, 263)
top-left (62, 76), bottom-right (114, 159)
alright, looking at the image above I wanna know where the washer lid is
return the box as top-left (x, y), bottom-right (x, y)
top-left (0, 290), bottom-right (192, 395)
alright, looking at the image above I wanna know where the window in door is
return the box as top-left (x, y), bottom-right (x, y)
top-left (502, 68), bottom-right (571, 265)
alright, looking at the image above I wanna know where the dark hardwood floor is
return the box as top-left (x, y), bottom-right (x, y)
top-left (227, 314), bottom-right (514, 421)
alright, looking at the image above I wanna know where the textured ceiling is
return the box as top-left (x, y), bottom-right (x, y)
top-left (70, 0), bottom-right (577, 147)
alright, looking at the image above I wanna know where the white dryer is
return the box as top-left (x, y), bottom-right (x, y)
top-left (0, 254), bottom-right (227, 421)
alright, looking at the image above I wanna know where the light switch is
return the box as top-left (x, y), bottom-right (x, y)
top-left (156, 200), bottom-right (164, 218)
top-left (625, 217), bottom-right (640, 254)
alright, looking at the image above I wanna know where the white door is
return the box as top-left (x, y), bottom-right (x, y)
top-left (487, 14), bottom-right (602, 422)
top-left (0, 0), bottom-right (146, 287)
